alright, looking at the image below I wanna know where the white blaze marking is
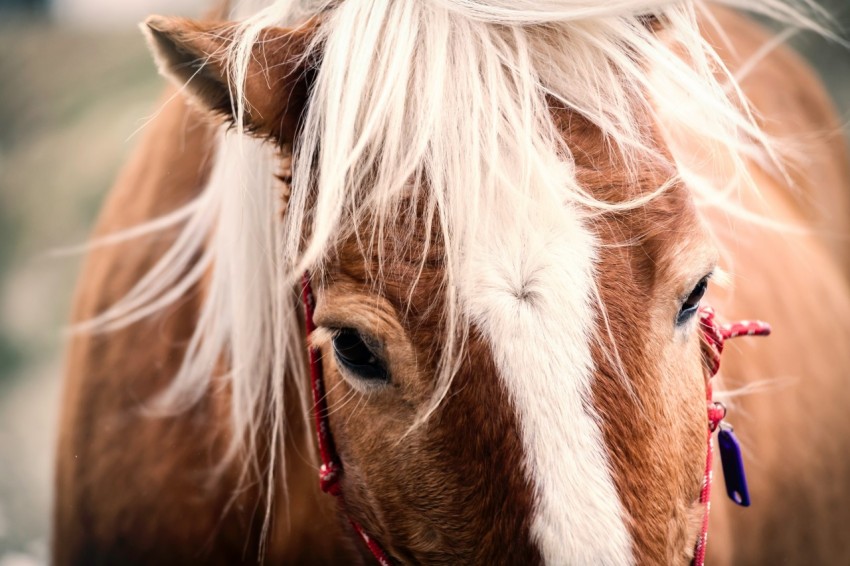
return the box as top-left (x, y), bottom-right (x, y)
top-left (460, 201), bottom-right (634, 565)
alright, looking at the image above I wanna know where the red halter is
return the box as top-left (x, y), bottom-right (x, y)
top-left (301, 274), bottom-right (769, 565)
top-left (693, 306), bottom-right (771, 566)
top-left (301, 275), bottom-right (394, 565)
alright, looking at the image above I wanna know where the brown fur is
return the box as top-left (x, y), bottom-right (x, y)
top-left (54, 7), bottom-right (850, 565)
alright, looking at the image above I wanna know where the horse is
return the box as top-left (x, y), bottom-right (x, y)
top-left (53, 0), bottom-right (850, 564)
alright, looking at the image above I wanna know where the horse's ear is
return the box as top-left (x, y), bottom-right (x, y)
top-left (142, 16), bottom-right (314, 144)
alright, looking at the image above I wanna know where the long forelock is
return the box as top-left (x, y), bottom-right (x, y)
top-left (236, 0), bottom-right (818, 417)
top-left (82, 0), bottom-right (829, 549)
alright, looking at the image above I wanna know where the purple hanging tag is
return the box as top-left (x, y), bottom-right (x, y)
top-left (718, 424), bottom-right (750, 507)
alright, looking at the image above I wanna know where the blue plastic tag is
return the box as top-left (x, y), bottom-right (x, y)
top-left (718, 425), bottom-right (750, 507)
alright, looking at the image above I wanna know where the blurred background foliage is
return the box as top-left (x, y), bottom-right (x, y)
top-left (0, 0), bottom-right (847, 563)
top-left (0, 1), bottom-right (201, 562)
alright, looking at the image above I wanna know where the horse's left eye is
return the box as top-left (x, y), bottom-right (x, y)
top-left (677, 277), bottom-right (709, 326)
top-left (332, 329), bottom-right (389, 382)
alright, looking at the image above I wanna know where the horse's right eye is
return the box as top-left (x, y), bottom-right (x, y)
top-left (332, 329), bottom-right (389, 382)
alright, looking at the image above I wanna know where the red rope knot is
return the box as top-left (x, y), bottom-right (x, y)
top-left (699, 307), bottom-right (771, 378)
top-left (319, 462), bottom-right (342, 496)
top-left (708, 401), bottom-right (726, 433)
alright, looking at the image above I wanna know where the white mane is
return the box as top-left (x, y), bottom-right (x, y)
top-left (80, 0), bottom-right (830, 539)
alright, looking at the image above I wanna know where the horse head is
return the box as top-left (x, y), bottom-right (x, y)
top-left (142, 7), bottom-right (737, 563)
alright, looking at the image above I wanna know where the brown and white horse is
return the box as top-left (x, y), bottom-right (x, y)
top-left (53, 0), bottom-right (850, 564)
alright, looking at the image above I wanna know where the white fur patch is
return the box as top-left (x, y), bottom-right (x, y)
top-left (460, 201), bottom-right (634, 565)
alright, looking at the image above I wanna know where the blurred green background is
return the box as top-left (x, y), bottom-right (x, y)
top-left (0, 0), bottom-right (847, 563)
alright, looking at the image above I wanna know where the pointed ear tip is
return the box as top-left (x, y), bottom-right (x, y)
top-left (140, 17), bottom-right (175, 63)
top-left (140, 16), bottom-right (192, 80)
top-left (141, 15), bottom-right (198, 41)
top-left (142, 15), bottom-right (170, 34)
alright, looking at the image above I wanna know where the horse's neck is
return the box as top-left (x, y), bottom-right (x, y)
top-left (706, 6), bottom-right (850, 277)
top-left (700, 8), bottom-right (850, 565)
top-left (56, 90), bottom-right (353, 563)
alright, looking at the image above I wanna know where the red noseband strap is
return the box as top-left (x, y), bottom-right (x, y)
top-left (302, 274), bottom-right (768, 566)
top-left (692, 306), bottom-right (771, 566)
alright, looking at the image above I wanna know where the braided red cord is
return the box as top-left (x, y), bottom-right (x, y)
top-left (302, 274), bottom-right (394, 565)
top-left (692, 307), bottom-right (770, 566)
